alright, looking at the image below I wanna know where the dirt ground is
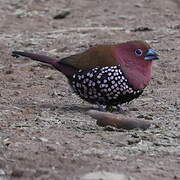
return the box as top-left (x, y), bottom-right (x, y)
top-left (0, 0), bottom-right (180, 179)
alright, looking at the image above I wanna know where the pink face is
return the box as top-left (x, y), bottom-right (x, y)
top-left (113, 41), bottom-right (159, 90)
top-left (114, 41), bottom-right (159, 69)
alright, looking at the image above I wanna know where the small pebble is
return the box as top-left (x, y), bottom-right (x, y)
top-left (0, 169), bottom-right (5, 175)
top-left (53, 9), bottom-right (71, 19)
top-left (131, 27), bottom-right (153, 32)
top-left (38, 137), bottom-right (48, 142)
top-left (11, 169), bottom-right (24, 177)
top-left (45, 75), bottom-right (54, 80)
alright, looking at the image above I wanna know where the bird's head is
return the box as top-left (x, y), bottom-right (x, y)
top-left (114, 40), bottom-right (159, 68)
top-left (114, 40), bottom-right (159, 90)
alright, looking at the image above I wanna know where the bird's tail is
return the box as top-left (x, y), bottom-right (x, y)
top-left (12, 51), bottom-right (77, 77)
top-left (12, 51), bottom-right (58, 66)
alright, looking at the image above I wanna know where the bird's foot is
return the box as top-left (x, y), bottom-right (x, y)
top-left (96, 103), bottom-right (107, 112)
top-left (106, 106), bottom-right (114, 112)
top-left (96, 104), bottom-right (126, 113)
top-left (116, 104), bottom-right (127, 113)
top-left (96, 103), bottom-right (115, 112)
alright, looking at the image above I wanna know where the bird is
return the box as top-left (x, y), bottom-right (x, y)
top-left (12, 40), bottom-right (159, 111)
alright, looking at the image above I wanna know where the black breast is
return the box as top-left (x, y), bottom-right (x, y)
top-left (69, 66), bottom-right (143, 106)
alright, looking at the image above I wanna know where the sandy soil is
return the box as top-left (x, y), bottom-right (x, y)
top-left (0, 0), bottom-right (180, 179)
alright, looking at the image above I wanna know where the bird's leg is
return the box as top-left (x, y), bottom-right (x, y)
top-left (106, 106), bottom-right (114, 112)
top-left (96, 104), bottom-right (117, 112)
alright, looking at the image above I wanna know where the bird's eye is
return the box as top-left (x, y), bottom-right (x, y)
top-left (135, 49), bottom-right (143, 56)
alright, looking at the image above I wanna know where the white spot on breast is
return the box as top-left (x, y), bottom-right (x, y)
top-left (76, 83), bottom-right (81, 88)
top-left (82, 85), bottom-right (87, 90)
top-left (123, 91), bottom-right (126, 95)
top-left (88, 90), bottom-right (92, 95)
top-left (129, 89), bottom-right (134, 94)
top-left (88, 82), bottom-right (92, 87)
top-left (92, 82), bottom-right (96, 86)
top-left (98, 93), bottom-right (101, 96)
top-left (83, 94), bottom-right (88, 98)
top-left (100, 84), bottom-right (105, 88)
top-left (94, 95), bottom-right (98, 98)
top-left (89, 95), bottom-right (94, 99)
top-left (115, 92), bottom-right (119, 96)
top-left (93, 88), bottom-right (97, 93)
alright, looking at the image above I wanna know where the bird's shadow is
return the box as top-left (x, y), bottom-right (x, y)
top-left (15, 102), bottom-right (97, 113)
top-left (39, 103), bottom-right (96, 113)
top-left (60, 104), bottom-right (95, 113)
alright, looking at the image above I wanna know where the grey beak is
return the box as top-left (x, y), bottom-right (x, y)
top-left (144, 49), bottom-right (159, 60)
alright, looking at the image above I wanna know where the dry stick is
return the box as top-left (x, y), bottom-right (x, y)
top-left (87, 110), bottom-right (151, 130)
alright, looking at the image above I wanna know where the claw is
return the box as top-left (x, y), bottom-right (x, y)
top-left (96, 103), bottom-right (107, 112)
top-left (117, 104), bottom-right (127, 113)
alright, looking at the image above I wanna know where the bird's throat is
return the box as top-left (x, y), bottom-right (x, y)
top-left (121, 65), bottom-right (152, 90)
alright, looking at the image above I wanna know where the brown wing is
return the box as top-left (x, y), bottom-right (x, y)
top-left (59, 45), bottom-right (119, 70)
